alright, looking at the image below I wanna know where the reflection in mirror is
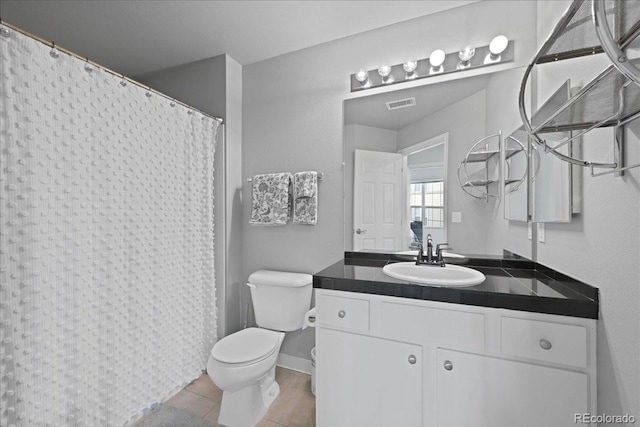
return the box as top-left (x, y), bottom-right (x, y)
top-left (344, 67), bottom-right (533, 257)
top-left (401, 134), bottom-right (448, 250)
top-left (531, 131), bottom-right (580, 222)
top-left (504, 127), bottom-right (530, 221)
top-left (528, 81), bottom-right (581, 223)
top-left (457, 132), bottom-right (502, 201)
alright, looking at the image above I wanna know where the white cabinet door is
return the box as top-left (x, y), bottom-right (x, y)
top-left (317, 327), bottom-right (422, 427)
top-left (436, 349), bottom-right (589, 427)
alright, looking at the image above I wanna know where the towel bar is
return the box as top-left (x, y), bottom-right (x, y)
top-left (247, 172), bottom-right (323, 182)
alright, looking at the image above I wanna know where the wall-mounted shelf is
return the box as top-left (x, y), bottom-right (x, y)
top-left (462, 179), bottom-right (499, 188)
top-left (465, 148), bottom-right (521, 163)
top-left (519, 0), bottom-right (640, 177)
top-left (457, 132), bottom-right (527, 201)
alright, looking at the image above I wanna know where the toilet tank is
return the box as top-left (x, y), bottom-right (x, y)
top-left (248, 270), bottom-right (313, 331)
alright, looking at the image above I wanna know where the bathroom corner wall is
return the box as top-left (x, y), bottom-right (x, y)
top-left (242, 1), bottom-right (538, 364)
top-left (535, 1), bottom-right (640, 420)
top-left (138, 54), bottom-right (244, 341)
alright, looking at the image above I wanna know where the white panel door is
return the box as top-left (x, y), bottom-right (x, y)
top-left (317, 327), bottom-right (422, 427)
top-left (353, 149), bottom-right (404, 251)
top-left (436, 349), bottom-right (589, 427)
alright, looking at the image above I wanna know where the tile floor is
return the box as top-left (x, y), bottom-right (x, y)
top-left (160, 367), bottom-right (315, 427)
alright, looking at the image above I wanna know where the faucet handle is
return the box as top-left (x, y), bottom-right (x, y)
top-left (436, 243), bottom-right (451, 252)
top-left (436, 243), bottom-right (452, 263)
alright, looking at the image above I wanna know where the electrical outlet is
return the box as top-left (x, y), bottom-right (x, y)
top-left (452, 211), bottom-right (462, 223)
top-left (537, 223), bottom-right (545, 243)
top-left (528, 222), bottom-right (532, 240)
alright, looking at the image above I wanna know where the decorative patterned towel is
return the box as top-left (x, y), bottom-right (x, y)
top-left (293, 171), bottom-right (318, 225)
top-left (249, 173), bottom-right (292, 225)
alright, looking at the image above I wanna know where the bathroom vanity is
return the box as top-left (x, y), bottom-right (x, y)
top-left (313, 253), bottom-right (598, 427)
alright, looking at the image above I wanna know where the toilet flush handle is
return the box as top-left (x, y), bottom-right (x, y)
top-left (246, 283), bottom-right (256, 289)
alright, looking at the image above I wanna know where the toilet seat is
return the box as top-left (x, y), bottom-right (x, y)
top-left (211, 327), bottom-right (280, 365)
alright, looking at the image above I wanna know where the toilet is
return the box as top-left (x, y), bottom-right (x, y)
top-left (207, 270), bottom-right (313, 427)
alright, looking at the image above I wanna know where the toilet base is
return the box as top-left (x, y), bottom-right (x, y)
top-left (217, 367), bottom-right (280, 427)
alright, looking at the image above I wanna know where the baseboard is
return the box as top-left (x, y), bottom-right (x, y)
top-left (277, 352), bottom-right (312, 375)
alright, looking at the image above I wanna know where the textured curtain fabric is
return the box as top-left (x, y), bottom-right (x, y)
top-left (0, 25), bottom-right (218, 426)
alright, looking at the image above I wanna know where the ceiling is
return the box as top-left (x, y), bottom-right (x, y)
top-left (344, 73), bottom-right (492, 131)
top-left (0, 0), bottom-right (477, 77)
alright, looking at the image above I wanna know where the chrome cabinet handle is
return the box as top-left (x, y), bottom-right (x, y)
top-left (355, 228), bottom-right (367, 234)
top-left (408, 355), bottom-right (417, 365)
top-left (444, 360), bottom-right (453, 371)
top-left (338, 310), bottom-right (346, 318)
top-left (539, 339), bottom-right (552, 350)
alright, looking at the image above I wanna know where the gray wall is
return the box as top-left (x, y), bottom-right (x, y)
top-left (139, 54), bottom-right (244, 340)
top-left (535, 1), bottom-right (640, 422)
top-left (242, 1), bottom-right (537, 361)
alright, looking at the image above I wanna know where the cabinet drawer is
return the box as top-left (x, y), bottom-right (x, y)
top-left (317, 294), bottom-right (370, 332)
top-left (381, 302), bottom-right (485, 351)
top-left (501, 317), bottom-right (587, 368)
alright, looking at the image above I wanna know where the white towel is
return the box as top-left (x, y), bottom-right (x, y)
top-left (249, 173), bottom-right (292, 225)
top-left (293, 171), bottom-right (318, 225)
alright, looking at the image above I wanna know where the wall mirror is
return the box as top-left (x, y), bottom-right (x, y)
top-left (528, 80), bottom-right (581, 223)
top-left (343, 67), bottom-right (535, 256)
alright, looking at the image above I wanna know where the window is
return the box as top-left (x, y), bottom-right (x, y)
top-left (410, 181), bottom-right (444, 229)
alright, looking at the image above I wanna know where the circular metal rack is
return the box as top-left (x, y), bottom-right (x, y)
top-left (518, 0), bottom-right (640, 177)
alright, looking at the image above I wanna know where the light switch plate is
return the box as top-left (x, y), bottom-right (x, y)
top-left (452, 211), bottom-right (462, 223)
top-left (537, 223), bottom-right (545, 243)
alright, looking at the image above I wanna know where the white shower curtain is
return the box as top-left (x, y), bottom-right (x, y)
top-left (0, 25), bottom-right (219, 426)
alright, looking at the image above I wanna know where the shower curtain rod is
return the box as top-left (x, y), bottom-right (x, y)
top-left (0, 19), bottom-right (224, 125)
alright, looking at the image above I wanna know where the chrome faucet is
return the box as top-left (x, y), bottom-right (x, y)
top-left (416, 235), bottom-right (451, 267)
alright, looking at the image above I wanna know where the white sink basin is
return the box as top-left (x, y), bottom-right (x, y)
top-left (395, 250), bottom-right (465, 259)
top-left (382, 262), bottom-right (485, 287)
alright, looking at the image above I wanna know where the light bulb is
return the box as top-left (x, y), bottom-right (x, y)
top-left (458, 46), bottom-right (475, 63)
top-left (490, 35), bottom-right (509, 56)
top-left (378, 64), bottom-right (392, 78)
top-left (403, 59), bottom-right (418, 79)
top-left (355, 69), bottom-right (369, 85)
top-left (378, 64), bottom-right (394, 84)
top-left (403, 59), bottom-right (417, 73)
top-left (429, 50), bottom-right (445, 68)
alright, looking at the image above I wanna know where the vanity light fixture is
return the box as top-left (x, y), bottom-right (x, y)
top-left (378, 64), bottom-right (394, 84)
top-left (457, 46), bottom-right (476, 69)
top-left (403, 59), bottom-right (418, 79)
top-left (355, 69), bottom-right (370, 87)
top-left (429, 49), bottom-right (446, 74)
top-left (350, 36), bottom-right (513, 92)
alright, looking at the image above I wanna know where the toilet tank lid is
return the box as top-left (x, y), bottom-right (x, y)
top-left (249, 270), bottom-right (312, 287)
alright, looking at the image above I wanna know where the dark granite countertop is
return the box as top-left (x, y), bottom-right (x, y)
top-left (312, 252), bottom-right (599, 319)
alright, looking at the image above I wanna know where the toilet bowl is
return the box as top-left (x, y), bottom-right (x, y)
top-left (206, 270), bottom-right (313, 427)
top-left (207, 328), bottom-right (285, 427)
top-left (207, 328), bottom-right (284, 391)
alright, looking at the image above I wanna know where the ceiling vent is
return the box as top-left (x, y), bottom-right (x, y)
top-left (386, 97), bottom-right (416, 111)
